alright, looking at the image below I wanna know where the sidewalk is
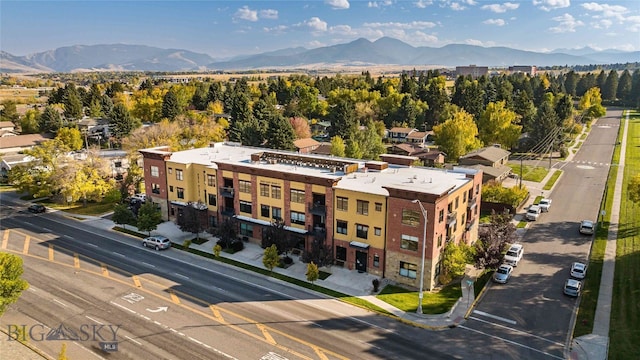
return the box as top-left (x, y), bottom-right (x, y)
top-left (77, 214), bottom-right (476, 330)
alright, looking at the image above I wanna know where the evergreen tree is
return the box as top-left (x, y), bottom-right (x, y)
top-left (0, 100), bottom-right (19, 124)
top-left (191, 82), bottom-right (210, 111)
top-left (630, 70), bottom-right (640, 109)
top-left (207, 81), bottom-right (223, 105)
top-left (39, 105), bottom-right (64, 133)
top-left (596, 70), bottom-right (607, 90)
top-left (617, 70), bottom-right (633, 105)
top-left (602, 70), bottom-right (618, 101)
top-left (62, 84), bottom-right (83, 120)
top-left (512, 90), bottom-right (536, 133)
top-left (110, 103), bottom-right (141, 139)
top-left (564, 71), bottom-right (579, 96)
top-left (554, 94), bottom-right (574, 123)
top-left (137, 202), bottom-right (163, 236)
top-left (576, 72), bottom-right (596, 96)
top-left (530, 100), bottom-right (559, 148)
top-left (265, 114), bottom-right (295, 151)
top-left (328, 98), bottom-right (356, 138)
top-left (162, 89), bottom-right (181, 120)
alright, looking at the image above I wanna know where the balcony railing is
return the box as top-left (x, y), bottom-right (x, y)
top-left (220, 186), bottom-right (234, 198)
top-left (308, 224), bottom-right (326, 238)
top-left (220, 207), bottom-right (235, 217)
top-left (446, 211), bottom-right (457, 225)
top-left (309, 202), bottom-right (326, 215)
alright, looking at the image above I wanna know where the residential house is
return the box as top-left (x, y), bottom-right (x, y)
top-left (458, 146), bottom-right (512, 183)
top-left (294, 138), bottom-right (320, 154)
top-left (0, 121), bottom-right (16, 133)
top-left (0, 134), bottom-right (54, 154)
top-left (387, 144), bottom-right (445, 166)
top-left (140, 142), bottom-right (482, 290)
top-left (387, 127), bottom-right (415, 143)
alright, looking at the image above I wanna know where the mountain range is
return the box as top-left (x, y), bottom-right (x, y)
top-left (1, 37), bottom-right (638, 73)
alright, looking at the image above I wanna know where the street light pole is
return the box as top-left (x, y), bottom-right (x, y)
top-left (412, 199), bottom-right (428, 314)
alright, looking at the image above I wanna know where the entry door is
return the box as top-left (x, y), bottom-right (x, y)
top-left (355, 251), bottom-right (367, 273)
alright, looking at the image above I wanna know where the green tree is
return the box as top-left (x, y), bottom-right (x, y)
top-left (19, 108), bottom-right (40, 134)
top-left (162, 89), bottom-right (181, 120)
top-left (530, 100), bottom-right (559, 148)
top-left (579, 87), bottom-right (606, 120)
top-left (328, 98), bottom-right (356, 139)
top-left (63, 85), bottom-right (83, 120)
top-left (602, 70), bottom-right (618, 101)
top-left (177, 202), bottom-right (206, 241)
top-left (433, 108), bottom-right (482, 162)
top-left (265, 114), bottom-right (296, 151)
top-left (39, 105), bottom-right (64, 133)
top-left (112, 203), bottom-right (135, 229)
top-left (306, 262), bottom-right (319, 284)
top-left (617, 70), bottom-right (633, 105)
top-left (554, 94), bottom-right (574, 123)
top-left (477, 101), bottom-right (522, 149)
top-left (330, 136), bottom-right (346, 157)
top-left (0, 100), bottom-right (19, 124)
top-left (442, 241), bottom-right (475, 280)
top-left (0, 253), bottom-right (29, 315)
top-left (137, 202), bottom-right (162, 236)
top-left (629, 174), bottom-right (640, 203)
top-left (55, 127), bottom-right (83, 151)
top-left (263, 244), bottom-right (280, 273)
top-left (110, 103), bottom-right (141, 139)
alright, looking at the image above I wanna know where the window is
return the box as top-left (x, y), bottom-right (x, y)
top-left (375, 202), bottom-right (382, 212)
top-left (152, 183), bottom-right (160, 194)
top-left (208, 194), bottom-right (217, 206)
top-left (336, 197), bottom-right (348, 211)
top-left (261, 205), bottom-right (270, 218)
top-left (374, 227), bottom-right (381, 236)
top-left (290, 211), bottom-right (305, 225)
top-left (439, 209), bottom-right (444, 223)
top-left (169, 186), bottom-right (174, 192)
top-left (401, 234), bottom-right (419, 251)
top-left (336, 220), bottom-right (348, 235)
top-left (271, 185), bottom-right (281, 199)
top-left (356, 224), bottom-right (368, 239)
top-left (239, 201), bottom-right (252, 214)
top-left (356, 200), bottom-right (369, 215)
top-left (272, 207), bottom-right (282, 220)
top-left (240, 223), bottom-right (253, 237)
top-left (336, 246), bottom-right (347, 261)
top-left (239, 180), bottom-right (251, 193)
top-left (463, 191), bottom-right (467, 203)
top-left (150, 166), bottom-right (159, 177)
top-left (177, 187), bottom-right (184, 199)
top-left (207, 174), bottom-right (215, 186)
top-left (168, 167), bottom-right (172, 174)
top-left (455, 196), bottom-right (459, 209)
top-left (373, 254), bottom-right (380, 267)
top-left (260, 184), bottom-right (269, 197)
top-left (438, 234), bottom-right (443, 248)
top-left (290, 189), bottom-right (305, 203)
top-left (402, 209), bottom-right (420, 226)
top-left (399, 261), bottom-right (417, 279)
top-left (209, 216), bottom-right (217, 228)
top-left (176, 169), bottom-right (183, 181)
top-left (114, 161), bottom-right (122, 168)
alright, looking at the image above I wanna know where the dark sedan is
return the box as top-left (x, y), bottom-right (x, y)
top-left (28, 204), bottom-right (46, 213)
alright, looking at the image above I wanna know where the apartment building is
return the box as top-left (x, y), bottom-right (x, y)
top-left (140, 142), bottom-right (482, 290)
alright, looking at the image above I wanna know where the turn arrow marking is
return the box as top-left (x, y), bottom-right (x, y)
top-left (146, 306), bottom-right (169, 313)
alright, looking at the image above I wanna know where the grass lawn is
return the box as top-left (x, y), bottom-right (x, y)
top-left (608, 110), bottom-right (640, 358)
top-left (508, 164), bottom-right (549, 182)
top-left (42, 201), bottom-right (115, 216)
top-left (543, 170), bottom-right (562, 191)
top-left (377, 283), bottom-right (461, 314)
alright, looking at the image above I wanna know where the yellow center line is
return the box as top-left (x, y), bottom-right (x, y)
top-left (1, 230), bottom-right (9, 249)
top-left (48, 244), bottom-right (54, 261)
top-left (132, 275), bottom-right (142, 288)
top-left (74, 253), bottom-right (80, 268)
top-left (169, 290), bottom-right (181, 304)
top-left (22, 236), bottom-right (30, 254)
top-left (256, 324), bottom-right (277, 345)
top-left (101, 263), bottom-right (109, 277)
top-left (209, 305), bottom-right (227, 324)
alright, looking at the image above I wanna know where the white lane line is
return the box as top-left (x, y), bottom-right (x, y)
top-left (458, 325), bottom-right (563, 359)
top-left (142, 262), bottom-right (155, 267)
top-left (113, 252), bottom-right (126, 257)
top-left (43, 228), bottom-right (52, 232)
top-left (124, 335), bottom-right (142, 345)
top-left (154, 321), bottom-right (162, 326)
top-left (174, 273), bottom-right (189, 279)
top-left (189, 336), bottom-right (204, 345)
top-left (52, 298), bottom-right (67, 307)
top-left (86, 315), bottom-right (104, 325)
top-left (469, 316), bottom-right (564, 347)
top-left (472, 310), bottom-right (517, 325)
top-left (64, 235), bottom-right (74, 239)
top-left (86, 243), bottom-right (98, 248)
top-left (110, 301), bottom-right (137, 314)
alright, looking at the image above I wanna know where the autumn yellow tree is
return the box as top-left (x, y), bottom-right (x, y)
top-left (477, 101), bottom-right (522, 149)
top-left (433, 108), bottom-right (482, 162)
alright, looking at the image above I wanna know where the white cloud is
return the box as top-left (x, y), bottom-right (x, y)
top-left (263, 25), bottom-right (288, 34)
top-left (363, 21), bottom-right (437, 30)
top-left (412, 31), bottom-right (439, 43)
top-left (464, 38), bottom-right (487, 46)
top-left (325, 0), bottom-right (350, 10)
top-left (259, 9), bottom-right (278, 20)
top-left (483, 18), bottom-right (506, 26)
top-left (329, 25), bottom-right (356, 36)
top-left (627, 15), bottom-right (640, 32)
top-left (450, 3), bottom-right (466, 11)
top-left (234, 6), bottom-right (258, 22)
top-left (414, 0), bottom-right (433, 8)
top-left (307, 40), bottom-right (325, 49)
top-left (296, 17), bottom-right (328, 32)
top-left (533, 0), bottom-right (570, 12)
top-left (481, 3), bottom-right (519, 13)
top-left (591, 19), bottom-right (613, 29)
top-left (581, 3), bottom-right (628, 21)
top-left (549, 13), bottom-right (584, 33)
top-left (368, 1), bottom-right (393, 8)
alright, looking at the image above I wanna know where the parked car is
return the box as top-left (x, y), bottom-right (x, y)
top-left (493, 264), bottom-right (513, 284)
top-left (564, 279), bottom-right (582, 297)
top-left (27, 204), bottom-right (46, 213)
top-left (504, 244), bottom-right (524, 266)
top-left (570, 262), bottom-right (587, 279)
top-left (133, 193), bottom-right (147, 202)
top-left (579, 220), bottom-right (595, 235)
top-left (142, 235), bottom-right (171, 250)
top-left (538, 198), bottom-right (552, 212)
top-left (525, 205), bottom-right (542, 221)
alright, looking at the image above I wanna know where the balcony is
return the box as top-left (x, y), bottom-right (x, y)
top-left (220, 207), bottom-right (235, 217)
top-left (308, 224), bottom-right (326, 238)
top-left (309, 202), bottom-right (326, 216)
top-left (220, 186), bottom-right (235, 198)
top-left (446, 211), bottom-right (457, 226)
top-left (467, 196), bottom-right (477, 210)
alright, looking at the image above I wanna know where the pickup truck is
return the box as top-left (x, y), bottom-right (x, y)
top-left (538, 198), bottom-right (552, 212)
top-left (525, 205), bottom-right (542, 221)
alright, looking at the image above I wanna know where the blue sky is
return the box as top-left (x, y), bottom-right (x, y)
top-left (1, 1), bottom-right (639, 58)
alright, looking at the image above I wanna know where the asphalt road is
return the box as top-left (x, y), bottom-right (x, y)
top-left (463, 108), bottom-right (622, 359)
